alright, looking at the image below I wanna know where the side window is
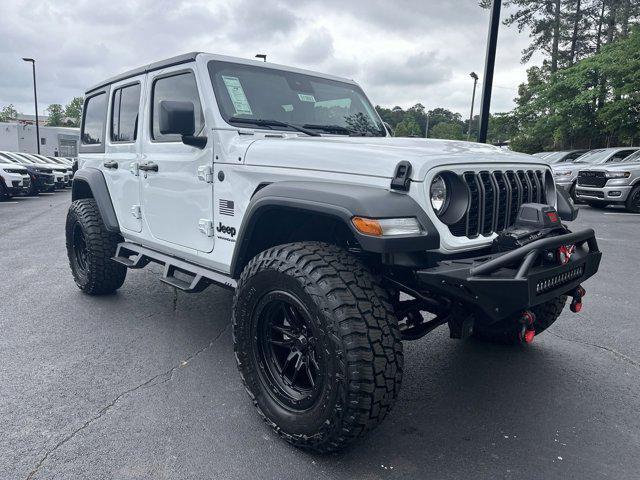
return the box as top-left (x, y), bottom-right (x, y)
top-left (81, 93), bottom-right (107, 145)
top-left (111, 83), bottom-right (141, 142)
top-left (151, 72), bottom-right (204, 142)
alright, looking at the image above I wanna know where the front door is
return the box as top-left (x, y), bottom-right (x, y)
top-left (101, 77), bottom-right (144, 233)
top-left (140, 67), bottom-right (214, 253)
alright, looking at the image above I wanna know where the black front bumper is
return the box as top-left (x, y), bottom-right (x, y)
top-left (416, 229), bottom-right (601, 323)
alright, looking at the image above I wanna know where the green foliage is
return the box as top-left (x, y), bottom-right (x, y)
top-left (394, 117), bottom-right (422, 137)
top-left (64, 97), bottom-right (84, 127)
top-left (430, 122), bottom-right (464, 140)
top-left (0, 104), bottom-right (18, 122)
top-left (510, 28), bottom-right (640, 152)
top-left (46, 103), bottom-right (64, 126)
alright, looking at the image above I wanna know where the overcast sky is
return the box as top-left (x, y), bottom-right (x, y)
top-left (0, 0), bottom-right (540, 116)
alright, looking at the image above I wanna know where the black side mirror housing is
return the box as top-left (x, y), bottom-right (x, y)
top-left (556, 185), bottom-right (579, 221)
top-left (159, 100), bottom-right (195, 136)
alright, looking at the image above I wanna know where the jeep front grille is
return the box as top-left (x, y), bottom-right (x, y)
top-left (449, 169), bottom-right (548, 238)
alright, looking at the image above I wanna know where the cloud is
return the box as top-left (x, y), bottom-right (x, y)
top-left (366, 51), bottom-right (452, 87)
top-left (0, 0), bottom-right (538, 115)
top-left (291, 28), bottom-right (334, 64)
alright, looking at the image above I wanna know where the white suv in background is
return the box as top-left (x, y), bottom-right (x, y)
top-left (0, 162), bottom-right (30, 199)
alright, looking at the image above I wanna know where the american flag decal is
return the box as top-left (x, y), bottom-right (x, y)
top-left (219, 199), bottom-right (234, 216)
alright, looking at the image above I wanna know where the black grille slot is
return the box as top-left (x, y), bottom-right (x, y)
top-left (447, 169), bottom-right (547, 239)
top-left (577, 171), bottom-right (607, 188)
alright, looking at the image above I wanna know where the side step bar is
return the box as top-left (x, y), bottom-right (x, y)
top-left (112, 242), bottom-right (236, 292)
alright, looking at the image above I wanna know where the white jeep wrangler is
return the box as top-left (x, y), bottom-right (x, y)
top-left (67, 52), bottom-right (601, 452)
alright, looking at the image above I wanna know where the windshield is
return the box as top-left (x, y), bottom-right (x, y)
top-left (13, 153), bottom-right (36, 164)
top-left (573, 149), bottom-right (609, 164)
top-left (543, 152), bottom-right (567, 163)
top-left (208, 61), bottom-right (385, 137)
top-left (0, 153), bottom-right (18, 163)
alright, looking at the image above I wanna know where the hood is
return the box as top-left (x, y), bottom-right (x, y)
top-left (0, 163), bottom-right (27, 171)
top-left (579, 163), bottom-right (640, 173)
top-left (551, 163), bottom-right (578, 172)
top-left (243, 136), bottom-right (544, 181)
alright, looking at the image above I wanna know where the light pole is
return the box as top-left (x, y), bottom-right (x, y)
top-left (478, 0), bottom-right (502, 143)
top-left (255, 54), bottom-right (267, 62)
top-left (468, 72), bottom-right (479, 141)
top-left (22, 57), bottom-right (40, 154)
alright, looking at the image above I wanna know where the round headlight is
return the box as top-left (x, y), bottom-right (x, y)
top-left (430, 175), bottom-right (448, 214)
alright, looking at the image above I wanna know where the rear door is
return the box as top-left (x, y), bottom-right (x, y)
top-left (140, 66), bottom-right (214, 253)
top-left (102, 77), bottom-right (145, 233)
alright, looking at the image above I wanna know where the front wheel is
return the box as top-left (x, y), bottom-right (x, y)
top-left (472, 296), bottom-right (567, 345)
top-left (65, 199), bottom-right (127, 295)
top-left (625, 185), bottom-right (640, 213)
top-left (233, 242), bottom-right (403, 453)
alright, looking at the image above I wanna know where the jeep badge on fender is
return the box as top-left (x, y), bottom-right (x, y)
top-left (216, 222), bottom-right (236, 237)
top-left (66, 52), bottom-right (601, 453)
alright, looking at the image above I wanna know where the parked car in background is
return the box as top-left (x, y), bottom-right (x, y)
top-left (576, 150), bottom-right (640, 212)
top-left (0, 152), bottom-right (56, 195)
top-left (27, 153), bottom-right (73, 185)
top-left (0, 161), bottom-right (30, 200)
top-left (542, 150), bottom-right (588, 164)
top-left (532, 152), bottom-right (551, 158)
top-left (552, 147), bottom-right (639, 201)
top-left (46, 157), bottom-right (75, 186)
top-left (10, 152), bottom-right (68, 189)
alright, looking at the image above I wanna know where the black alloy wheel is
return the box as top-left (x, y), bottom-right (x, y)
top-left (253, 291), bottom-right (323, 411)
top-left (72, 223), bottom-right (89, 275)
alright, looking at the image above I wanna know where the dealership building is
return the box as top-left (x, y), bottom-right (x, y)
top-left (0, 122), bottom-right (79, 157)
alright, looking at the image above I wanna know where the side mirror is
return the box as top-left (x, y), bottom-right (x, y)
top-left (383, 121), bottom-right (394, 136)
top-left (556, 185), bottom-right (579, 221)
top-left (159, 100), bottom-right (207, 149)
top-left (159, 100), bottom-right (195, 136)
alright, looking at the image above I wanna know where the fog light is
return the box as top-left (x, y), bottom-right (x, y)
top-left (608, 191), bottom-right (621, 197)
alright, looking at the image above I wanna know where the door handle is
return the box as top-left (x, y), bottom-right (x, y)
top-left (103, 160), bottom-right (119, 169)
top-left (138, 162), bottom-right (159, 172)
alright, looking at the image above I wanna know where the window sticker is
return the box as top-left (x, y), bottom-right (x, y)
top-left (281, 104), bottom-right (294, 112)
top-left (222, 75), bottom-right (253, 115)
top-left (297, 93), bottom-right (316, 103)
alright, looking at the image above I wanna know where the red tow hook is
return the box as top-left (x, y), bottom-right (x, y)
top-left (519, 310), bottom-right (536, 344)
top-left (570, 285), bottom-right (586, 313)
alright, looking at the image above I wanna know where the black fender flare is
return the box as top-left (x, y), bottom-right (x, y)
top-left (230, 181), bottom-right (440, 277)
top-left (71, 168), bottom-right (120, 233)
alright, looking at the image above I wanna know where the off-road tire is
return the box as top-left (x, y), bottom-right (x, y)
top-left (65, 199), bottom-right (126, 295)
top-left (625, 185), bottom-right (640, 213)
top-left (233, 242), bottom-right (403, 453)
top-left (472, 296), bottom-right (567, 345)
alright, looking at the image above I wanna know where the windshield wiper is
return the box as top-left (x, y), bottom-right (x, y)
top-left (302, 124), bottom-right (352, 135)
top-left (228, 117), bottom-right (320, 136)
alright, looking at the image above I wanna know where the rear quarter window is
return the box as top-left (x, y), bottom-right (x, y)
top-left (80, 92), bottom-right (108, 152)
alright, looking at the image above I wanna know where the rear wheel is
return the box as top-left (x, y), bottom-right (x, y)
top-left (233, 242), bottom-right (403, 453)
top-left (472, 296), bottom-right (567, 345)
top-left (625, 185), bottom-right (640, 213)
top-left (65, 199), bottom-right (127, 295)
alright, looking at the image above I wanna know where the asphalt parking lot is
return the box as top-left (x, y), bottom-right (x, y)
top-left (2, 190), bottom-right (639, 480)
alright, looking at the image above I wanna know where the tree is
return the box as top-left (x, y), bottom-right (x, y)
top-left (394, 118), bottom-right (422, 137)
top-left (46, 104), bottom-right (64, 126)
top-left (430, 122), bottom-right (464, 140)
top-left (0, 104), bottom-right (18, 122)
top-left (64, 97), bottom-right (84, 127)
